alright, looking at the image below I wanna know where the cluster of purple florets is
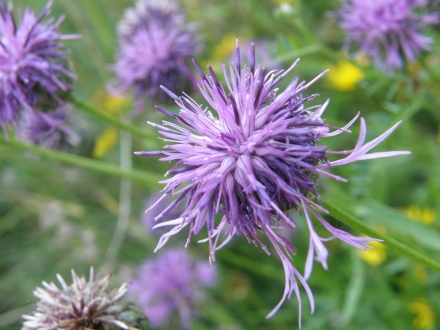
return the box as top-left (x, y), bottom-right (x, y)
top-left (112, 0), bottom-right (200, 114)
top-left (0, 0), bottom-right (77, 142)
top-left (335, 0), bottom-right (438, 69)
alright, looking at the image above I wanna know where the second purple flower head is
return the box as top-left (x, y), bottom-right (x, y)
top-left (0, 0), bottom-right (77, 135)
top-left (112, 0), bottom-right (200, 114)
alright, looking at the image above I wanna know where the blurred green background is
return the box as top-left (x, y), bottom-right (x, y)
top-left (1, 0), bottom-right (440, 329)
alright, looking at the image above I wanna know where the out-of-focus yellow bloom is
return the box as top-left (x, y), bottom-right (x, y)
top-left (408, 297), bottom-right (435, 330)
top-left (274, 0), bottom-right (292, 4)
top-left (209, 34), bottom-right (238, 69)
top-left (359, 241), bottom-right (386, 266)
top-left (326, 61), bottom-right (364, 91)
top-left (102, 94), bottom-right (130, 115)
top-left (403, 205), bottom-right (436, 224)
top-left (91, 90), bottom-right (131, 115)
top-left (92, 127), bottom-right (119, 158)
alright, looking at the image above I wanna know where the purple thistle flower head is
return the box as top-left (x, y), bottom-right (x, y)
top-left (335, 0), bottom-right (438, 69)
top-left (0, 1), bottom-right (77, 135)
top-left (112, 0), bottom-right (200, 112)
top-left (136, 40), bottom-right (410, 324)
top-left (130, 248), bottom-right (216, 328)
top-left (20, 104), bottom-right (79, 149)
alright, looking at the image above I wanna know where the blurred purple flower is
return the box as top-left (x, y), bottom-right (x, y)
top-left (136, 41), bottom-right (410, 324)
top-left (21, 104), bottom-right (79, 149)
top-left (0, 0), bottom-right (77, 135)
top-left (335, 0), bottom-right (438, 69)
top-left (130, 248), bottom-right (216, 329)
top-left (112, 0), bottom-right (200, 114)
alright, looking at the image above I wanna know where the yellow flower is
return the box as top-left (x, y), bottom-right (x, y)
top-left (408, 297), bottom-right (435, 330)
top-left (92, 127), bottom-right (119, 158)
top-left (208, 34), bottom-right (240, 69)
top-left (402, 205), bottom-right (436, 224)
top-left (273, 0), bottom-right (292, 4)
top-left (326, 61), bottom-right (364, 91)
top-left (91, 90), bottom-right (131, 115)
top-left (358, 241), bottom-right (386, 266)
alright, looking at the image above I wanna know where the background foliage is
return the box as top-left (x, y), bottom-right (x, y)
top-left (1, 0), bottom-right (439, 329)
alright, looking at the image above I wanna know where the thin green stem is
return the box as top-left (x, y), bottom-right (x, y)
top-left (0, 137), bottom-right (162, 188)
top-left (106, 116), bottom-right (133, 267)
top-left (263, 44), bottom-right (320, 67)
top-left (321, 200), bottom-right (440, 273)
top-left (71, 97), bottom-right (156, 140)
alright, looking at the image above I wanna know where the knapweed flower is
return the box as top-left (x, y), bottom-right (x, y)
top-left (136, 41), bottom-right (410, 323)
top-left (112, 0), bottom-right (200, 113)
top-left (21, 104), bottom-right (79, 149)
top-left (0, 1), bottom-right (77, 135)
top-left (335, 0), bottom-right (438, 69)
top-left (22, 268), bottom-right (131, 330)
top-left (130, 248), bottom-right (216, 328)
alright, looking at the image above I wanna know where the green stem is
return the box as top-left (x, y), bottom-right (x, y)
top-left (321, 200), bottom-right (440, 273)
top-left (71, 97), bottom-right (156, 140)
top-left (0, 138), bottom-right (162, 188)
top-left (263, 44), bottom-right (320, 67)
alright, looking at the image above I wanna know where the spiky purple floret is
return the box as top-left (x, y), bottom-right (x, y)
top-left (20, 104), bottom-right (79, 149)
top-left (137, 41), bottom-right (410, 324)
top-left (112, 0), bottom-right (200, 109)
top-left (130, 248), bottom-right (216, 328)
top-left (0, 0), bottom-right (77, 135)
top-left (335, 0), bottom-right (438, 69)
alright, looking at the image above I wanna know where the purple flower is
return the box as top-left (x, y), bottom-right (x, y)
top-left (112, 0), bottom-right (200, 114)
top-left (335, 0), bottom-right (438, 69)
top-left (130, 248), bottom-right (216, 328)
top-left (0, 1), bottom-right (77, 135)
top-left (20, 104), bottom-right (79, 149)
top-left (136, 41), bottom-right (410, 324)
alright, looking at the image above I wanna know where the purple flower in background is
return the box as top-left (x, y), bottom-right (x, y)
top-left (0, 1), bottom-right (77, 135)
top-left (112, 0), bottom-right (200, 114)
top-left (136, 41), bottom-right (410, 324)
top-left (130, 249), bottom-right (216, 328)
top-left (20, 104), bottom-right (79, 149)
top-left (335, 0), bottom-right (438, 69)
